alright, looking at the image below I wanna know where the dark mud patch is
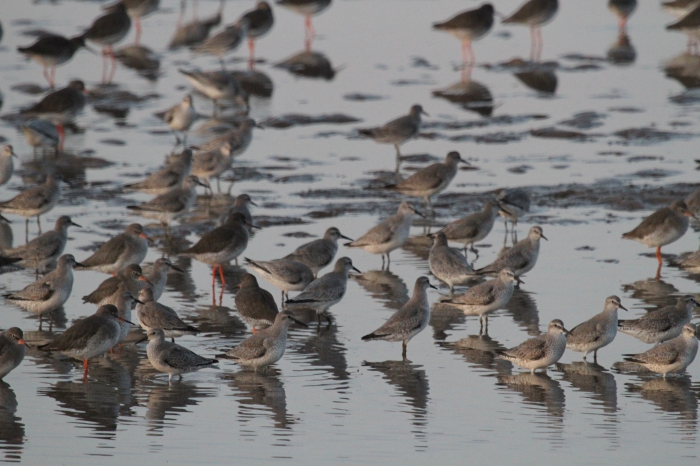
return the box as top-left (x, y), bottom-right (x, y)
top-left (10, 83), bottom-right (46, 95)
top-left (422, 114), bottom-right (547, 131)
top-left (627, 155), bottom-right (662, 163)
top-left (613, 127), bottom-right (695, 144)
top-left (261, 113), bottom-right (361, 129)
top-left (282, 231), bottom-right (316, 238)
top-left (608, 106), bottom-right (644, 113)
top-left (558, 111), bottom-right (606, 130)
top-left (530, 127), bottom-right (591, 141)
top-left (507, 165), bottom-right (533, 174)
top-left (343, 93), bottom-right (387, 101)
top-left (274, 174), bottom-right (318, 184)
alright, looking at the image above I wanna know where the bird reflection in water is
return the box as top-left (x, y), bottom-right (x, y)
top-left (496, 370), bottom-right (566, 438)
top-left (351, 269), bottom-right (409, 311)
top-left (275, 49), bottom-right (338, 81)
top-left (288, 309), bottom-right (350, 380)
top-left (429, 302), bottom-right (467, 341)
top-left (625, 376), bottom-right (698, 442)
top-left (0, 382), bottom-right (24, 463)
top-left (432, 65), bottom-right (494, 117)
top-left (440, 332), bottom-right (507, 372)
top-left (114, 45), bottom-right (161, 81)
top-left (514, 65), bottom-right (557, 95)
top-left (139, 378), bottom-right (217, 435)
top-left (224, 368), bottom-right (295, 430)
top-left (503, 289), bottom-right (541, 336)
top-left (607, 31), bottom-right (636, 66)
top-left (556, 361), bottom-right (618, 413)
top-left (362, 360), bottom-right (429, 451)
top-left (622, 277), bottom-right (679, 311)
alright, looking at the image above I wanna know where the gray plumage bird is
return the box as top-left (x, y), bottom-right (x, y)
top-left (502, 0), bottom-right (559, 61)
top-left (622, 200), bottom-right (693, 266)
top-left (145, 257), bottom-right (185, 301)
top-left (154, 95), bottom-right (196, 145)
top-left (124, 149), bottom-right (193, 195)
top-left (496, 319), bottom-right (569, 374)
top-left (235, 273), bottom-right (279, 333)
top-left (197, 118), bottom-right (261, 158)
top-left (4, 254), bottom-right (82, 327)
top-left (169, 1), bottom-right (223, 49)
top-left (1, 215), bottom-right (80, 270)
top-left (495, 188), bottom-right (531, 241)
top-left (20, 120), bottom-right (60, 156)
top-left (436, 199), bottom-right (500, 257)
top-left (0, 145), bottom-right (16, 188)
top-left (112, 286), bottom-right (143, 345)
top-left (217, 310), bottom-right (306, 373)
top-left (194, 18), bottom-right (249, 68)
top-left (345, 201), bottom-right (423, 269)
top-left (623, 323), bottom-right (698, 377)
top-left (217, 193), bottom-right (257, 227)
top-left (358, 104), bottom-right (428, 164)
top-left (179, 69), bottom-right (248, 116)
top-left (141, 328), bottom-right (217, 380)
top-left (566, 295), bottom-right (628, 362)
top-left (285, 257), bottom-right (360, 325)
top-left (618, 295), bottom-right (698, 345)
top-left (240, 1), bottom-right (274, 62)
top-left (136, 288), bottom-right (200, 342)
top-left (362, 276), bottom-right (436, 360)
top-left (428, 231), bottom-right (476, 293)
top-left (39, 305), bottom-right (133, 377)
top-left (82, 263), bottom-right (152, 306)
top-left (0, 174), bottom-right (62, 237)
top-left (433, 3), bottom-right (495, 64)
top-left (77, 223), bottom-right (151, 274)
top-left (0, 328), bottom-right (27, 380)
top-left (127, 175), bottom-right (207, 232)
top-left (476, 226), bottom-right (546, 278)
top-left (441, 267), bottom-right (520, 331)
top-left (191, 142), bottom-right (233, 193)
top-left (244, 257), bottom-right (314, 302)
top-left (385, 151), bottom-right (470, 212)
top-left (282, 226), bottom-right (352, 277)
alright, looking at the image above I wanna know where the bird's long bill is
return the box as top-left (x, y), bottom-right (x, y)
top-left (18, 339), bottom-right (31, 349)
top-left (516, 277), bottom-right (525, 285)
top-left (196, 178), bottom-right (209, 187)
top-left (415, 210), bottom-right (426, 219)
top-left (0, 214), bottom-right (11, 223)
top-left (619, 304), bottom-right (628, 312)
top-left (71, 221), bottom-right (83, 228)
top-left (563, 327), bottom-right (571, 336)
top-left (249, 200), bottom-right (259, 207)
top-left (291, 317), bottom-right (308, 328)
top-left (352, 266), bottom-right (362, 274)
top-left (83, 44), bottom-right (99, 55)
top-left (135, 334), bottom-right (148, 344)
top-left (74, 262), bottom-right (87, 268)
top-left (170, 264), bottom-right (186, 273)
top-left (118, 317), bottom-right (135, 325)
top-left (139, 276), bottom-right (154, 287)
top-left (254, 123), bottom-right (265, 129)
top-left (247, 222), bottom-right (262, 230)
top-left (340, 234), bottom-right (354, 241)
top-left (134, 298), bottom-right (145, 305)
top-left (429, 283), bottom-right (438, 290)
top-left (421, 109), bottom-right (429, 116)
top-left (140, 233), bottom-right (154, 243)
top-left (540, 234), bottom-right (548, 241)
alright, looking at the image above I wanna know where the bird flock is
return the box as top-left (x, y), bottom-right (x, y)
top-left (0, 0), bottom-right (699, 395)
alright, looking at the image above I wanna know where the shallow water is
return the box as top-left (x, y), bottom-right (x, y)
top-left (1, 0), bottom-right (700, 463)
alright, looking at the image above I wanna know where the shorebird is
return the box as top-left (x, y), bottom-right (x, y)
top-left (4, 255), bottom-right (82, 328)
top-left (83, 2), bottom-right (132, 82)
top-left (1, 215), bottom-right (79, 271)
top-left (345, 201), bottom-right (423, 269)
top-left (663, 0), bottom-right (700, 19)
top-left (0, 146), bottom-right (15, 189)
top-left (608, 0), bottom-right (637, 30)
top-left (0, 328), bottom-right (27, 380)
top-left (180, 212), bottom-right (252, 294)
top-left (244, 258), bottom-right (314, 302)
top-left (194, 18), bottom-right (249, 69)
top-left (17, 34), bottom-right (90, 88)
top-left (0, 174), bottom-right (62, 239)
top-left (140, 328), bottom-right (217, 380)
top-left (197, 118), bottom-right (261, 159)
top-left (436, 199), bottom-right (500, 257)
top-left (358, 104), bottom-right (427, 167)
top-left (276, 0), bottom-right (331, 42)
top-left (154, 95), bottom-right (196, 145)
top-left (666, 3), bottom-right (700, 53)
top-left (113, 286), bottom-right (143, 346)
top-left (82, 263), bottom-right (152, 306)
top-left (476, 226), bottom-right (546, 278)
top-left (618, 295), bottom-right (698, 345)
top-left (121, 0), bottom-right (160, 45)
top-left (686, 187), bottom-right (700, 218)
top-left (217, 310), bottom-right (307, 372)
top-left (39, 305), bottom-right (133, 377)
top-left (146, 257), bottom-right (185, 301)
top-left (191, 142), bottom-right (233, 194)
top-left (623, 323), bottom-right (698, 377)
top-left (433, 3), bottom-right (495, 65)
top-left (169, 1), bottom-right (223, 49)
top-left (623, 200), bottom-right (693, 266)
top-left (0, 255), bottom-right (22, 275)
top-left (179, 69), bottom-right (248, 115)
top-left (282, 226), bottom-right (352, 277)
top-left (441, 267), bottom-right (520, 331)
top-left (21, 80), bottom-right (87, 147)
top-left (124, 149), bottom-right (193, 195)
top-left (502, 0), bottom-right (559, 62)
top-left (235, 273), bottom-right (279, 333)
top-left (428, 232), bottom-right (476, 293)
top-left (496, 319), bottom-right (569, 374)
top-left (217, 193), bottom-right (257, 227)
top-left (495, 188), bottom-right (531, 242)
top-left (136, 288), bottom-right (200, 342)
top-left (127, 175), bottom-right (207, 233)
top-left (20, 120), bottom-right (60, 156)
top-left (285, 257), bottom-right (360, 325)
top-left (567, 295), bottom-right (627, 362)
top-left (385, 151), bottom-right (470, 213)
top-left (77, 223), bottom-right (151, 274)
top-left (240, 1), bottom-right (274, 64)
top-left (362, 276), bottom-right (436, 360)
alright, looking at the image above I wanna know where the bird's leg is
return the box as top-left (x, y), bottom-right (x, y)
top-left (135, 18), bottom-right (142, 46)
top-left (479, 316), bottom-right (483, 333)
top-left (386, 253), bottom-right (391, 270)
top-left (656, 246), bottom-right (662, 265)
top-left (253, 327), bottom-right (257, 335)
top-left (217, 178), bottom-right (222, 194)
top-left (394, 144), bottom-right (401, 160)
top-left (485, 315), bottom-right (489, 332)
top-left (402, 341), bottom-right (407, 361)
top-left (381, 254), bottom-right (385, 271)
top-left (466, 41), bottom-right (475, 65)
top-left (218, 264), bottom-right (226, 287)
top-left (38, 314), bottom-right (43, 331)
top-left (37, 215), bottom-right (42, 234)
top-left (50, 66), bottom-right (57, 88)
top-left (305, 15), bottom-right (316, 43)
top-left (219, 57), bottom-right (226, 71)
top-left (248, 39), bottom-right (255, 70)
top-left (83, 359), bottom-right (89, 378)
top-left (535, 27), bottom-right (543, 62)
top-left (593, 350), bottom-right (598, 364)
top-left (25, 218), bottom-right (29, 243)
top-left (43, 66), bottom-right (51, 88)
top-left (461, 40), bottom-right (469, 66)
top-left (655, 262), bottom-right (662, 282)
top-left (211, 265), bottom-right (217, 287)
top-left (530, 27), bottom-right (536, 62)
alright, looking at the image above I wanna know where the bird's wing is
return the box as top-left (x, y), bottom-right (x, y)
top-left (505, 337), bottom-right (546, 360)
